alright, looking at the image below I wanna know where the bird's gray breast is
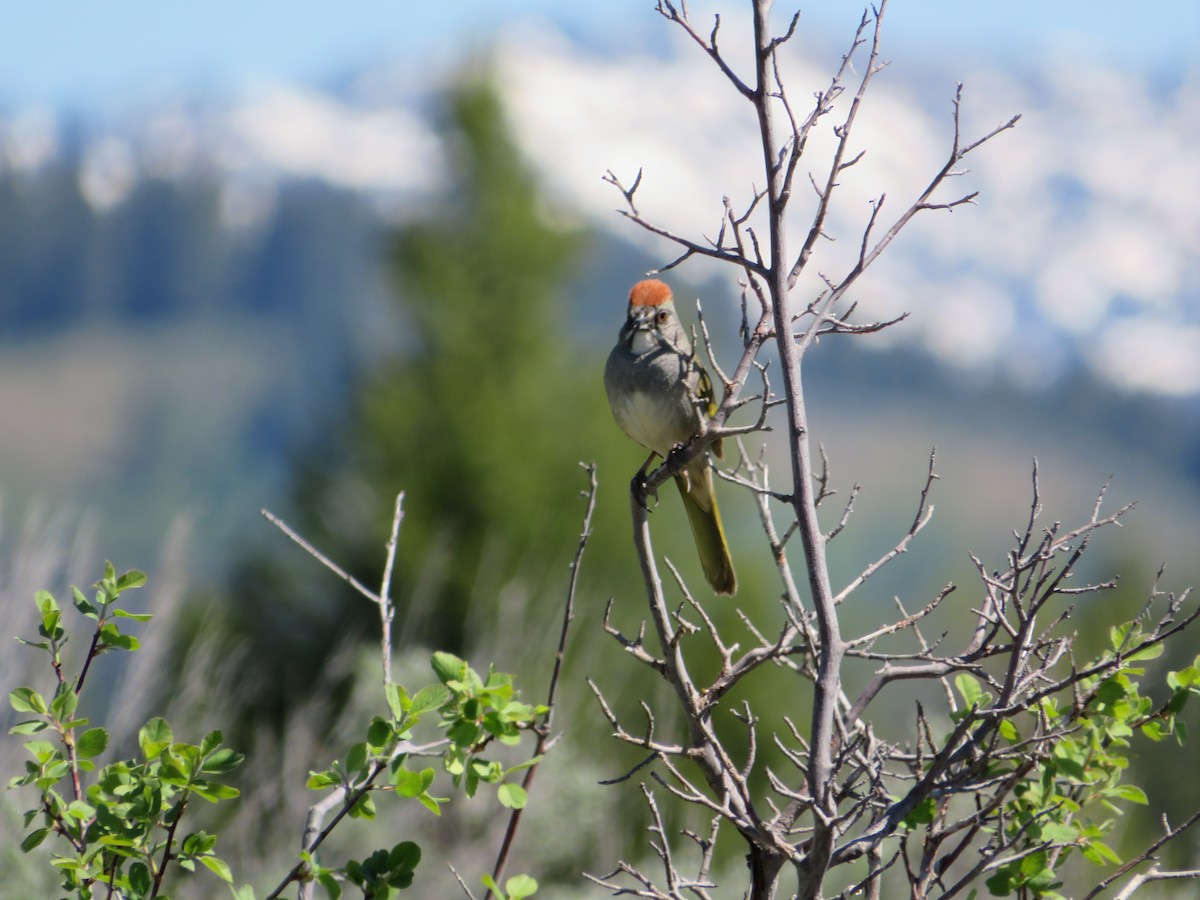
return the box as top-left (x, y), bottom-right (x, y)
top-left (605, 345), bottom-right (695, 455)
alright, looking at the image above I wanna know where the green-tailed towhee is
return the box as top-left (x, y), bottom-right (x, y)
top-left (604, 278), bottom-right (737, 595)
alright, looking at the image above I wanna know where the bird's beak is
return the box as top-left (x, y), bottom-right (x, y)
top-left (628, 305), bottom-right (654, 330)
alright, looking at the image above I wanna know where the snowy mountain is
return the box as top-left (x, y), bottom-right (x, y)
top-left (3, 22), bottom-right (1195, 399)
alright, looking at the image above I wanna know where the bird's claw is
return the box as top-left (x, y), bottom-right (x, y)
top-left (630, 471), bottom-right (659, 510)
top-left (665, 443), bottom-right (694, 492)
top-left (665, 443), bottom-right (688, 470)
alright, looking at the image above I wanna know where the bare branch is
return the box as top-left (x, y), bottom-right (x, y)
top-left (834, 450), bottom-right (938, 604)
top-left (655, 1), bottom-right (755, 99)
top-left (377, 491), bottom-right (405, 688)
top-left (603, 166), bottom-right (643, 215)
top-left (485, 465), bottom-right (597, 897)
top-left (261, 507), bottom-right (379, 605)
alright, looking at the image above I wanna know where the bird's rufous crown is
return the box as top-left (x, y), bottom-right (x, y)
top-left (628, 279), bottom-right (673, 307)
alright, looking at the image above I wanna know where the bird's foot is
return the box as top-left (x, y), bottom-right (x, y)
top-left (665, 443), bottom-right (693, 491)
top-left (630, 471), bottom-right (660, 509)
top-left (631, 458), bottom-right (661, 509)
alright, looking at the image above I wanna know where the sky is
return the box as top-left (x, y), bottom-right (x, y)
top-left (1, 0), bottom-right (1198, 398)
top-left (489, 9), bottom-right (1199, 396)
top-left (2, 1), bottom-right (1198, 111)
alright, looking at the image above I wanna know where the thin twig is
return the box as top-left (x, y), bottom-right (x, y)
top-left (484, 464), bottom-right (597, 897)
top-left (377, 492), bottom-right (405, 688)
top-left (261, 508), bottom-right (380, 605)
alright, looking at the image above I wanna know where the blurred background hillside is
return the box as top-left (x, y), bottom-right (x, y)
top-left (1, 1), bottom-right (1197, 896)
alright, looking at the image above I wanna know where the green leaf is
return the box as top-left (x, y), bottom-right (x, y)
top-left (1093, 677), bottom-right (1128, 706)
top-left (1041, 822), bottom-right (1078, 844)
top-left (98, 623), bottom-right (139, 651)
top-left (1105, 784), bottom-right (1148, 804)
top-left (367, 717), bottom-right (393, 750)
top-left (410, 683), bottom-right (452, 716)
top-left (139, 717), bottom-right (174, 758)
top-left (392, 767), bottom-right (435, 798)
top-left (23, 739), bottom-right (58, 761)
top-left (385, 682), bottom-right (407, 721)
top-left (72, 586), bottom-right (97, 618)
top-left (130, 862), bottom-right (153, 895)
top-left (497, 783), bottom-right (527, 809)
top-left (116, 569), bottom-right (148, 591)
top-left (1166, 688), bottom-right (1191, 715)
top-left (20, 827), bottom-right (49, 852)
top-left (37, 603), bottom-right (63, 639)
top-left (191, 781), bottom-right (240, 802)
top-left (50, 686), bottom-right (79, 720)
top-left (448, 720), bottom-right (481, 748)
top-left (1052, 739), bottom-right (1087, 781)
top-left (389, 841), bottom-right (421, 873)
top-left (49, 691), bottom-right (78, 724)
top-left (67, 800), bottom-right (96, 821)
top-left (1082, 840), bottom-right (1122, 865)
top-left (348, 792), bottom-right (376, 820)
top-left (1140, 721), bottom-right (1165, 742)
top-left (998, 719), bottom-right (1020, 742)
top-left (9, 687), bottom-right (47, 715)
top-left (955, 673), bottom-right (984, 710)
top-left (1106, 719), bottom-right (1133, 740)
top-left (112, 610), bottom-right (154, 622)
top-left (198, 730), bottom-right (221, 754)
top-left (201, 855), bottom-right (234, 883)
top-left (901, 797), bottom-right (937, 828)
top-left (202, 748), bottom-right (245, 775)
top-left (345, 742), bottom-right (368, 774)
top-left (503, 757), bottom-right (543, 780)
top-left (1110, 622), bottom-right (1134, 651)
top-left (315, 869), bottom-right (341, 899)
top-left (505, 874), bottom-right (538, 899)
top-left (431, 651), bottom-right (467, 685)
top-left (307, 770), bottom-right (338, 790)
top-left (76, 727), bottom-right (110, 759)
top-left (1167, 663), bottom-right (1200, 691)
top-left (231, 885), bottom-right (258, 900)
top-left (183, 831), bottom-right (218, 855)
top-left (1127, 641), bottom-right (1164, 663)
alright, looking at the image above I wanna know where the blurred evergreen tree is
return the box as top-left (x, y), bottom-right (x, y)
top-left (302, 77), bottom-right (591, 650)
top-left (200, 74), bottom-right (648, 737)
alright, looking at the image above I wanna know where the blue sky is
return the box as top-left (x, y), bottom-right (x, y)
top-left (1, 1), bottom-right (1196, 398)
top-left (4, 1), bottom-right (1197, 110)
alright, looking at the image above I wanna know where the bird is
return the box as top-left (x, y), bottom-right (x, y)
top-left (604, 278), bottom-right (736, 595)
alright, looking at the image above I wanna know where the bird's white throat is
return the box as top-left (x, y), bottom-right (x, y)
top-left (629, 327), bottom-right (659, 356)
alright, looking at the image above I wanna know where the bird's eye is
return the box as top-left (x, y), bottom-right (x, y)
top-left (655, 309), bottom-right (670, 326)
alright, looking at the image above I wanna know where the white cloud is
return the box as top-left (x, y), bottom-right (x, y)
top-left (920, 277), bottom-right (1017, 372)
top-left (140, 108), bottom-right (201, 179)
top-left (1091, 319), bottom-right (1200, 396)
top-left (218, 82), bottom-right (442, 192)
top-left (493, 22), bottom-right (1200, 397)
top-left (78, 136), bottom-right (138, 211)
top-left (2, 107), bottom-right (59, 172)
